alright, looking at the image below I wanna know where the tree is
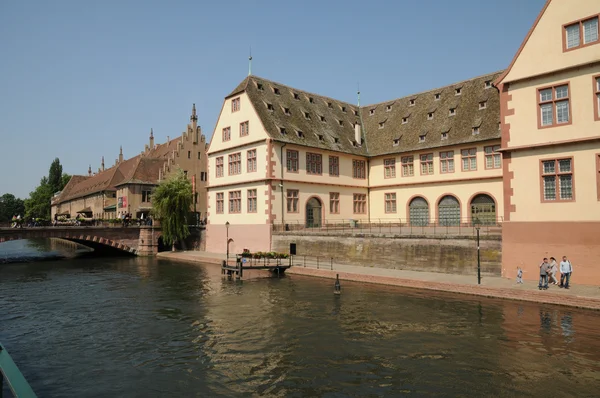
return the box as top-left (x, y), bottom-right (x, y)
top-left (151, 169), bottom-right (192, 248)
top-left (0, 193), bottom-right (25, 222)
top-left (48, 158), bottom-right (63, 194)
top-left (23, 159), bottom-right (71, 220)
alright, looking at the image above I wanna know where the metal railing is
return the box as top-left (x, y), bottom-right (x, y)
top-left (272, 217), bottom-right (502, 237)
top-left (291, 255), bottom-right (335, 270)
top-left (0, 342), bottom-right (37, 397)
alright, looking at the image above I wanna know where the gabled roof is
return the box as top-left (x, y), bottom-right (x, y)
top-left (235, 75), bottom-right (368, 156)
top-left (115, 157), bottom-right (163, 186)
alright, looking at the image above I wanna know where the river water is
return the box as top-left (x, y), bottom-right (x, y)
top-left (1, 241), bottom-right (600, 397)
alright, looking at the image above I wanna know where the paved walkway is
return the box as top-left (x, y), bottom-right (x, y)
top-left (157, 251), bottom-right (600, 310)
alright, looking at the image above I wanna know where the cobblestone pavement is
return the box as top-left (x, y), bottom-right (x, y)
top-left (157, 251), bottom-right (600, 310)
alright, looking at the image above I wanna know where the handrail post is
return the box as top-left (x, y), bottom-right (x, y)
top-left (330, 257), bottom-right (333, 270)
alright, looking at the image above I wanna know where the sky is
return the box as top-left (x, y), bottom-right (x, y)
top-left (0, 0), bottom-right (547, 198)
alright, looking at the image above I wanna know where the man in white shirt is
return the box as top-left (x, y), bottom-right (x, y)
top-left (559, 256), bottom-right (573, 289)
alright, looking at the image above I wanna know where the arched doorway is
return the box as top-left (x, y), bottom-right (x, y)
top-left (438, 195), bottom-right (460, 226)
top-left (409, 197), bottom-right (429, 226)
top-left (470, 194), bottom-right (496, 225)
top-left (306, 197), bottom-right (322, 228)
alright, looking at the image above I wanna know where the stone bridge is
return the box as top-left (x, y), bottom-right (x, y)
top-left (0, 226), bottom-right (161, 256)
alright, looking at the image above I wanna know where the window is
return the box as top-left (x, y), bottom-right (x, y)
top-left (384, 158), bottom-right (396, 178)
top-left (309, 97), bottom-right (314, 103)
top-left (329, 156), bottom-right (339, 176)
top-left (564, 16), bottom-right (599, 51)
top-left (256, 82), bottom-right (264, 91)
top-left (385, 193), bottom-right (397, 213)
top-left (187, 150), bottom-right (191, 159)
top-left (306, 153), bottom-right (322, 175)
top-left (317, 134), bottom-right (324, 141)
top-left (419, 135), bottom-right (426, 143)
top-left (279, 127), bottom-right (287, 135)
top-left (231, 97), bottom-right (240, 112)
top-left (320, 115), bottom-right (326, 122)
top-left (439, 151), bottom-right (454, 173)
top-left (402, 117), bottom-right (408, 124)
top-left (228, 152), bottom-right (241, 175)
top-left (287, 190), bottom-right (299, 212)
top-left (296, 130), bottom-right (304, 138)
top-left (541, 158), bottom-right (574, 202)
top-left (183, 170), bottom-right (188, 178)
top-left (283, 107), bottom-right (291, 115)
top-left (594, 75), bottom-right (600, 121)
top-left (434, 93), bottom-right (440, 100)
top-left (229, 191), bottom-right (241, 213)
top-left (484, 145), bottom-right (502, 169)
top-left (485, 80), bottom-right (492, 89)
top-left (267, 103), bottom-right (274, 111)
top-left (304, 111), bottom-right (311, 120)
top-left (461, 148), bottom-right (477, 171)
top-left (441, 132), bottom-right (448, 140)
top-left (401, 156), bottom-right (414, 177)
top-left (330, 192), bottom-right (340, 214)
top-left (427, 112), bottom-right (434, 120)
top-left (240, 121), bottom-right (249, 136)
top-left (293, 92), bottom-right (300, 100)
top-left (341, 106), bottom-right (347, 113)
top-left (455, 88), bottom-right (462, 95)
top-left (409, 99), bottom-right (415, 106)
top-left (222, 127), bottom-right (231, 141)
top-left (479, 101), bottom-right (487, 110)
top-left (420, 153), bottom-right (433, 175)
top-left (449, 108), bottom-right (456, 116)
top-left (369, 109), bottom-right (375, 116)
top-left (247, 189), bottom-right (257, 213)
top-left (327, 101), bottom-right (332, 108)
top-left (247, 149), bottom-right (257, 172)
top-left (353, 160), bottom-right (366, 179)
top-left (386, 105), bottom-right (392, 112)
top-left (273, 87), bottom-right (280, 95)
top-left (538, 84), bottom-right (570, 127)
top-left (200, 172), bottom-right (207, 181)
top-left (379, 122), bottom-right (385, 129)
top-left (472, 127), bottom-right (480, 135)
top-left (215, 156), bottom-right (224, 177)
top-left (393, 138), bottom-right (400, 146)
top-left (338, 120), bottom-right (344, 126)
top-left (197, 152), bottom-right (201, 160)
top-left (216, 192), bottom-right (224, 213)
top-left (353, 194), bottom-right (366, 214)
top-left (286, 150), bottom-right (298, 172)
top-left (333, 137), bottom-right (339, 144)
top-left (142, 190), bottom-right (152, 203)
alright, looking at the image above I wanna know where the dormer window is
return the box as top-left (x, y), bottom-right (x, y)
top-left (279, 127), bottom-right (287, 135)
top-left (319, 115), bottom-right (326, 122)
top-left (273, 87), bottom-right (280, 95)
top-left (419, 135), bottom-right (426, 143)
top-left (309, 97), bottom-right (314, 103)
top-left (293, 92), bottom-right (300, 100)
top-left (369, 109), bottom-right (375, 116)
top-left (434, 93), bottom-right (441, 101)
top-left (327, 102), bottom-right (333, 108)
top-left (296, 130), bottom-right (304, 138)
top-left (386, 105), bottom-right (392, 112)
top-left (449, 108), bottom-right (456, 116)
top-left (479, 101), bottom-right (487, 110)
top-left (379, 122), bottom-right (385, 129)
top-left (485, 80), bottom-right (492, 89)
top-left (341, 106), bottom-right (346, 113)
top-left (409, 99), bottom-right (416, 106)
top-left (353, 109), bottom-right (358, 116)
top-left (256, 82), bottom-right (264, 91)
top-left (267, 103), bottom-right (274, 111)
top-left (352, 140), bottom-right (360, 148)
top-left (283, 107), bottom-right (291, 115)
top-left (317, 134), bottom-right (324, 141)
top-left (303, 111), bottom-right (311, 120)
top-left (441, 132), bottom-right (448, 140)
top-left (455, 88), bottom-right (462, 96)
top-left (427, 112), bottom-right (434, 120)
top-left (393, 138), bottom-right (400, 146)
top-left (472, 127), bottom-right (480, 135)
top-left (402, 117), bottom-right (408, 124)
top-left (338, 120), bottom-right (344, 126)
top-left (333, 137), bottom-right (339, 144)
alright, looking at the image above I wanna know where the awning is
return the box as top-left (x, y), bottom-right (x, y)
top-left (103, 204), bottom-right (116, 211)
top-left (77, 207), bottom-right (93, 214)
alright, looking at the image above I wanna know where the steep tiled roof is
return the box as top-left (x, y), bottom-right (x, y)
top-left (115, 158), bottom-right (163, 186)
top-left (53, 175), bottom-right (89, 203)
top-left (362, 71), bottom-right (503, 156)
top-left (240, 76), bottom-right (367, 156)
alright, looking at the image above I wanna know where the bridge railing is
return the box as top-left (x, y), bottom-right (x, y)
top-left (0, 342), bottom-right (37, 397)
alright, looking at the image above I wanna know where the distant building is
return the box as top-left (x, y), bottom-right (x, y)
top-left (51, 105), bottom-right (208, 221)
top-left (495, 0), bottom-right (600, 283)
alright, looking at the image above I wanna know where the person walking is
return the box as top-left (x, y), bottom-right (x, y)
top-left (549, 257), bottom-right (559, 285)
top-left (516, 267), bottom-right (524, 284)
top-left (538, 258), bottom-right (550, 290)
top-left (559, 256), bottom-right (573, 289)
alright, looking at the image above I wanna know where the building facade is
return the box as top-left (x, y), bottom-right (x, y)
top-left (496, 0), bottom-right (600, 283)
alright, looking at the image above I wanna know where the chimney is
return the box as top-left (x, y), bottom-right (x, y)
top-left (101, 156), bottom-right (105, 171)
top-left (119, 146), bottom-right (124, 163)
top-left (149, 128), bottom-right (154, 149)
top-left (88, 165), bottom-right (92, 176)
top-left (354, 123), bottom-right (361, 146)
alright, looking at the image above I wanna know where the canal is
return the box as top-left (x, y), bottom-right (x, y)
top-left (1, 240), bottom-right (600, 397)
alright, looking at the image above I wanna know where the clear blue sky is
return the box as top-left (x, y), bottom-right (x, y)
top-left (0, 0), bottom-right (546, 198)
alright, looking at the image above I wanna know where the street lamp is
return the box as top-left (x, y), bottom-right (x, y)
top-left (476, 226), bottom-right (481, 285)
top-left (225, 221), bottom-right (230, 261)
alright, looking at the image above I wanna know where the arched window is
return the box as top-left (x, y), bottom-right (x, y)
top-left (438, 195), bottom-right (460, 226)
top-left (306, 197), bottom-right (322, 228)
top-left (409, 197), bottom-right (429, 226)
top-left (470, 194), bottom-right (496, 225)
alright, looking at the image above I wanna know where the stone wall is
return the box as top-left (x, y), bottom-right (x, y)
top-left (272, 234), bottom-right (502, 276)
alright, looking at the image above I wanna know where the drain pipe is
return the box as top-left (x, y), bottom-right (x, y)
top-left (280, 142), bottom-right (287, 230)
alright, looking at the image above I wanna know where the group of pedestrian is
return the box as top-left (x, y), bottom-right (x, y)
top-left (516, 256), bottom-right (573, 290)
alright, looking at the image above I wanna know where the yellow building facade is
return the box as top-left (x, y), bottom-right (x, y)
top-left (496, 0), bottom-right (600, 283)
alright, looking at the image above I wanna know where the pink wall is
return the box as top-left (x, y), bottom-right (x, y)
top-left (205, 224), bottom-right (272, 254)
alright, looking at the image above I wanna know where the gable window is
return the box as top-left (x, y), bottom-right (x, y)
top-left (286, 190), bottom-right (299, 212)
top-left (247, 189), bottom-right (257, 213)
top-left (449, 108), bottom-right (456, 116)
top-left (401, 156), bottom-right (414, 177)
top-left (455, 88), bottom-right (462, 96)
top-left (434, 93), bottom-right (440, 100)
top-left (479, 101), bottom-right (487, 110)
top-left (564, 16), bottom-right (599, 51)
top-left (329, 156), bottom-right (339, 176)
top-left (538, 83), bottom-right (570, 128)
top-left (352, 160), bottom-right (366, 179)
top-left (385, 193), bottom-right (397, 213)
top-left (541, 158), bottom-right (574, 202)
top-left (461, 148), bottom-right (477, 171)
top-left (215, 156), bottom-right (224, 177)
top-left (484, 145), bottom-right (502, 169)
top-left (222, 126), bottom-right (231, 141)
top-left (353, 193), bottom-right (366, 214)
top-left (286, 150), bottom-right (298, 172)
top-left (594, 75), bottom-right (600, 121)
top-left (439, 151), bottom-right (455, 173)
top-left (229, 191), bottom-right (241, 213)
top-left (240, 121), bottom-right (249, 137)
top-left (306, 153), bottom-right (322, 175)
top-left (228, 152), bottom-right (241, 175)
top-left (402, 117), bottom-right (408, 124)
top-left (384, 158), bottom-right (396, 178)
top-left (247, 149), bottom-right (257, 172)
top-left (420, 153), bottom-right (433, 175)
top-left (216, 192), bottom-right (224, 213)
top-left (231, 97), bottom-right (240, 112)
top-left (330, 192), bottom-right (340, 214)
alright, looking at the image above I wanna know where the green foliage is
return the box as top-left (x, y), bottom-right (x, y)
top-left (0, 193), bottom-right (25, 222)
top-left (151, 169), bottom-right (193, 246)
top-left (48, 158), bottom-right (63, 194)
top-left (24, 159), bottom-right (70, 220)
